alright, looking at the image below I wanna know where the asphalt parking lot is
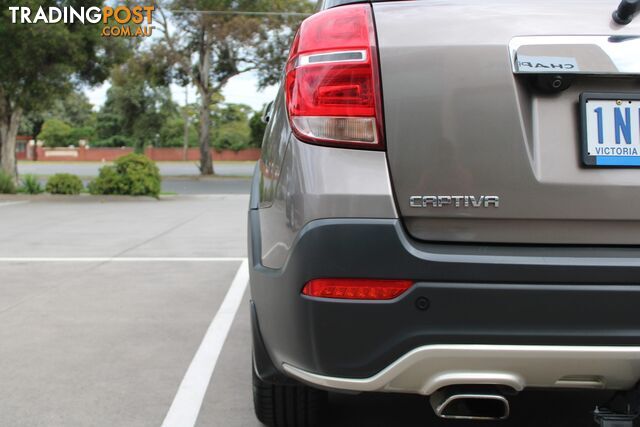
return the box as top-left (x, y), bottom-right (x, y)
top-left (0, 194), bottom-right (614, 427)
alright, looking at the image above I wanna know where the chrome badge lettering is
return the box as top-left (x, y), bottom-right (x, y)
top-left (515, 55), bottom-right (580, 73)
top-left (409, 196), bottom-right (500, 208)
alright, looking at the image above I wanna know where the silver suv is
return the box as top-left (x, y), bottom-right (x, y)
top-left (248, 0), bottom-right (640, 425)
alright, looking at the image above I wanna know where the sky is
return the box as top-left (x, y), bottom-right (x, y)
top-left (85, 70), bottom-right (279, 112)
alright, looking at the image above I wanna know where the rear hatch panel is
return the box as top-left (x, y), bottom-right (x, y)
top-left (374, 0), bottom-right (640, 244)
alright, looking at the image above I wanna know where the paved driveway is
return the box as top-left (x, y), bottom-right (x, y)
top-left (0, 195), bottom-right (254, 427)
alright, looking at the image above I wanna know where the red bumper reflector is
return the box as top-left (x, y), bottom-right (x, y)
top-left (302, 279), bottom-right (413, 300)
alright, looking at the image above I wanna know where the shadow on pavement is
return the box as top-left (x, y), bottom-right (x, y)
top-left (324, 389), bottom-right (614, 427)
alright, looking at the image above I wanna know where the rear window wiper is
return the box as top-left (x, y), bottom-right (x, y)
top-left (612, 0), bottom-right (639, 25)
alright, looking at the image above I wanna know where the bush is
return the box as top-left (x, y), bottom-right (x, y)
top-left (40, 119), bottom-right (96, 147)
top-left (19, 174), bottom-right (43, 194)
top-left (40, 119), bottom-right (74, 147)
top-left (69, 126), bottom-right (96, 143)
top-left (87, 165), bottom-right (123, 195)
top-left (0, 171), bottom-right (16, 194)
top-left (88, 153), bottom-right (161, 198)
top-left (91, 135), bottom-right (133, 148)
top-left (46, 174), bottom-right (84, 195)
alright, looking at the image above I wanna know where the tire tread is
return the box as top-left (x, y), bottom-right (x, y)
top-left (253, 369), bottom-right (326, 427)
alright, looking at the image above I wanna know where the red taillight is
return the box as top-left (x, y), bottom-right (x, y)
top-left (302, 279), bottom-right (413, 300)
top-left (285, 4), bottom-right (384, 148)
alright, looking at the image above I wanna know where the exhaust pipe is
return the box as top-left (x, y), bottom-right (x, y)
top-left (430, 388), bottom-right (510, 421)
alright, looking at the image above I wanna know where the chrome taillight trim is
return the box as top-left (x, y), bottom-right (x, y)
top-left (296, 49), bottom-right (368, 68)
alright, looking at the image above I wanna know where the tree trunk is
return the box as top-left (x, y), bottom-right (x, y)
top-left (182, 90), bottom-right (189, 161)
top-left (31, 117), bottom-right (44, 162)
top-left (197, 87), bottom-right (214, 175)
top-left (182, 115), bottom-right (189, 161)
top-left (0, 108), bottom-right (22, 182)
top-left (196, 21), bottom-right (214, 176)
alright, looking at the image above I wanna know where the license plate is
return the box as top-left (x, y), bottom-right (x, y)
top-left (581, 92), bottom-right (640, 167)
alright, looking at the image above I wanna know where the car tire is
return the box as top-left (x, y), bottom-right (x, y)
top-left (252, 367), bottom-right (327, 427)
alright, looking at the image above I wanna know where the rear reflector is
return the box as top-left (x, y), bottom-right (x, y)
top-left (285, 4), bottom-right (384, 148)
top-left (302, 279), bottom-right (413, 300)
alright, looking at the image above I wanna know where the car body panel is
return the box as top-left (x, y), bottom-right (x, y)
top-left (259, 137), bottom-right (397, 269)
top-left (257, 86), bottom-right (290, 209)
top-left (374, 0), bottom-right (640, 244)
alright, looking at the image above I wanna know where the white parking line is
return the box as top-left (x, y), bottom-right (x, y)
top-left (0, 257), bottom-right (245, 262)
top-left (161, 258), bottom-right (249, 427)
top-left (0, 201), bottom-right (29, 208)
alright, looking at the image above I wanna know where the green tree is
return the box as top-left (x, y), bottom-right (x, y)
top-left (45, 90), bottom-right (95, 128)
top-left (20, 91), bottom-right (97, 153)
top-left (95, 112), bottom-right (124, 142)
top-left (69, 126), bottom-right (96, 144)
top-left (156, 0), bottom-right (313, 175)
top-left (158, 116), bottom-right (199, 148)
top-left (0, 0), bottom-right (128, 181)
top-left (95, 53), bottom-right (178, 152)
top-left (39, 119), bottom-right (73, 148)
top-left (210, 103), bottom-right (252, 151)
top-left (249, 110), bottom-right (267, 148)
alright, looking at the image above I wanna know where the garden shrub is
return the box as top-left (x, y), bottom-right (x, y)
top-left (0, 171), bottom-right (16, 194)
top-left (19, 174), bottom-right (43, 194)
top-left (87, 165), bottom-right (123, 195)
top-left (91, 135), bottom-right (133, 148)
top-left (40, 119), bottom-right (74, 147)
top-left (46, 173), bottom-right (84, 195)
top-left (88, 153), bottom-right (161, 198)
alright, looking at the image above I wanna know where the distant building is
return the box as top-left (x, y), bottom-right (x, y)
top-left (16, 136), bottom-right (33, 160)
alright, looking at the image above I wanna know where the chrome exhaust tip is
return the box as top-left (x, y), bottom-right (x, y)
top-left (430, 389), bottom-right (510, 421)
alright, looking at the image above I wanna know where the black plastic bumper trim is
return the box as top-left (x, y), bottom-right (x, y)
top-left (249, 211), bottom-right (640, 379)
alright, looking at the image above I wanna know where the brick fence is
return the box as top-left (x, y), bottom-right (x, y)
top-left (29, 146), bottom-right (261, 162)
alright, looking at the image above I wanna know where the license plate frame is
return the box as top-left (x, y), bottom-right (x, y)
top-left (580, 92), bottom-right (640, 168)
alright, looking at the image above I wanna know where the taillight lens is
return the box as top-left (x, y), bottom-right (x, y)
top-left (285, 4), bottom-right (384, 148)
top-left (302, 279), bottom-right (413, 300)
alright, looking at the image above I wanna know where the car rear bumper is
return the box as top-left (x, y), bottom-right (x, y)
top-left (248, 210), bottom-right (640, 392)
top-left (282, 344), bottom-right (640, 394)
